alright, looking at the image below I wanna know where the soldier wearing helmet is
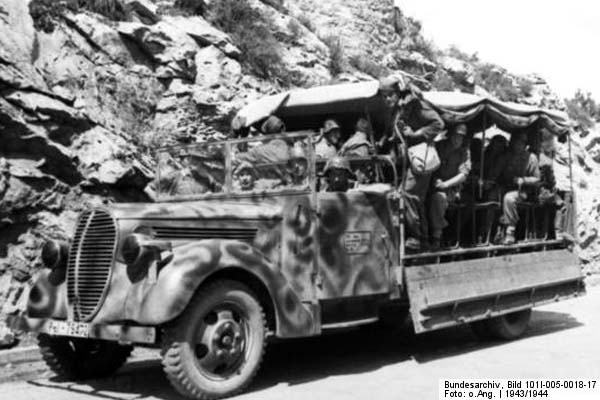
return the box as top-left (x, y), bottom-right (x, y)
top-left (234, 161), bottom-right (256, 192)
top-left (324, 156), bottom-right (354, 192)
top-left (287, 145), bottom-right (309, 187)
top-left (315, 119), bottom-right (342, 159)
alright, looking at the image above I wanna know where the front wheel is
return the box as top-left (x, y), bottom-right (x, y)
top-left (161, 280), bottom-right (267, 400)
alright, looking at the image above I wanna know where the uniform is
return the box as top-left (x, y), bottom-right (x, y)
top-left (429, 138), bottom-right (471, 238)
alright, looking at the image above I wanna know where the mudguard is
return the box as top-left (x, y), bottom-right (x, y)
top-left (90, 239), bottom-right (318, 338)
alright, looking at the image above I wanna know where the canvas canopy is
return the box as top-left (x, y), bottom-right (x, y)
top-left (232, 81), bottom-right (571, 139)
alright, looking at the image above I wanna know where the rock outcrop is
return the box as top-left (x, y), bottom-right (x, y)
top-left (0, 0), bottom-right (599, 275)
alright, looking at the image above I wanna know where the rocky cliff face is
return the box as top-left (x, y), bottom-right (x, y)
top-left (0, 0), bottom-right (599, 273)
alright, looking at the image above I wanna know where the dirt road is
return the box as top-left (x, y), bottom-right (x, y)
top-left (1, 287), bottom-right (598, 400)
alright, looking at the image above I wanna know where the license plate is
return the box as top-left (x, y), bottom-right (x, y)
top-left (46, 320), bottom-right (90, 338)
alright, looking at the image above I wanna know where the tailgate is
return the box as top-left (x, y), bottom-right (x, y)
top-left (405, 249), bottom-right (585, 333)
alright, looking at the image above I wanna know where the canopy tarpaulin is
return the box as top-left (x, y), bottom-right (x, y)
top-left (233, 82), bottom-right (572, 138)
top-left (422, 91), bottom-right (571, 138)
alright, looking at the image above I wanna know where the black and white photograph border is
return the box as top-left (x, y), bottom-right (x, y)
top-left (0, 1), bottom-right (599, 399)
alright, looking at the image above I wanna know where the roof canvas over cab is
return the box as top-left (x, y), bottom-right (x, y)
top-left (232, 81), bottom-right (572, 138)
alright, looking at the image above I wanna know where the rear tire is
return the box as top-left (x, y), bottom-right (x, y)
top-left (471, 309), bottom-right (532, 341)
top-left (161, 280), bottom-right (267, 400)
top-left (38, 334), bottom-right (132, 379)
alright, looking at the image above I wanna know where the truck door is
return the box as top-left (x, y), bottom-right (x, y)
top-left (316, 188), bottom-right (397, 299)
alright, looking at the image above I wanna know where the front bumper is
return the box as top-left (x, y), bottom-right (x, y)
top-left (8, 314), bottom-right (156, 344)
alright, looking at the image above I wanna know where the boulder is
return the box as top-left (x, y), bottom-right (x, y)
top-left (71, 127), bottom-right (152, 188)
top-left (194, 45), bottom-right (242, 88)
top-left (440, 56), bottom-right (475, 86)
top-left (163, 16), bottom-right (242, 59)
top-left (124, 0), bottom-right (159, 25)
top-left (118, 21), bottom-right (200, 80)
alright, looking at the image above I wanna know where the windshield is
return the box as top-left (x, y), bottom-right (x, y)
top-left (156, 132), bottom-right (314, 200)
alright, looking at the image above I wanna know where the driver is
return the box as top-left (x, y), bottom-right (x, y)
top-left (323, 156), bottom-right (354, 192)
top-left (287, 146), bottom-right (309, 187)
top-left (234, 161), bottom-right (256, 192)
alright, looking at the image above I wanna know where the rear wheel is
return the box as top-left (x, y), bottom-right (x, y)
top-left (161, 280), bottom-right (267, 400)
top-left (38, 334), bottom-right (132, 379)
top-left (470, 309), bottom-right (532, 341)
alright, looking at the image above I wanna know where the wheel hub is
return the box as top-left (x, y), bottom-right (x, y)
top-left (196, 309), bottom-right (248, 377)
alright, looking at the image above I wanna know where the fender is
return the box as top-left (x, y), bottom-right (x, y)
top-left (93, 239), bottom-right (318, 338)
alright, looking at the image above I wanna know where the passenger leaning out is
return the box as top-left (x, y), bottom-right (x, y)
top-left (490, 132), bottom-right (540, 244)
top-left (378, 75), bottom-right (445, 251)
top-left (429, 123), bottom-right (471, 250)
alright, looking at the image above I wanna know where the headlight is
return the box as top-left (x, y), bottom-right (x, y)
top-left (122, 233), bottom-right (172, 266)
top-left (41, 240), bottom-right (68, 270)
top-left (122, 234), bottom-right (145, 265)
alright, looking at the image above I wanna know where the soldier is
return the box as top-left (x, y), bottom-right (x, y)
top-left (234, 161), bottom-right (256, 192)
top-left (161, 151), bottom-right (217, 196)
top-left (287, 146), bottom-right (309, 187)
top-left (315, 119), bottom-right (342, 159)
top-left (0, 234), bottom-right (42, 347)
top-left (261, 115), bottom-right (286, 135)
top-left (339, 118), bottom-right (374, 158)
top-left (323, 156), bottom-right (353, 192)
top-left (378, 75), bottom-right (445, 251)
top-left (429, 123), bottom-right (471, 250)
top-left (490, 132), bottom-right (540, 244)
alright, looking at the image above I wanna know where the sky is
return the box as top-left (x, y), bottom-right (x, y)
top-left (396, 0), bottom-right (600, 100)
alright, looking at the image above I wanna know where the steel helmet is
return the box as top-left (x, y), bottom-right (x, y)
top-left (289, 145), bottom-right (307, 161)
top-left (323, 119), bottom-right (341, 134)
top-left (324, 156), bottom-right (352, 174)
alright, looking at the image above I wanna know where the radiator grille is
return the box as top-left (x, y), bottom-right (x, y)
top-left (66, 209), bottom-right (116, 321)
top-left (152, 226), bottom-right (257, 243)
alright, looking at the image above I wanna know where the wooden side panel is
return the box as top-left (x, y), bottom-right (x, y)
top-left (405, 249), bottom-right (585, 333)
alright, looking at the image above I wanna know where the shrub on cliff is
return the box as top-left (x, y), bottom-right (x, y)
top-left (207, 0), bottom-right (283, 79)
top-left (565, 90), bottom-right (600, 131)
top-left (29, 0), bottom-right (129, 32)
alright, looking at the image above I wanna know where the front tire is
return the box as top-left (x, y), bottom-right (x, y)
top-left (161, 280), bottom-right (267, 400)
top-left (38, 334), bottom-right (132, 379)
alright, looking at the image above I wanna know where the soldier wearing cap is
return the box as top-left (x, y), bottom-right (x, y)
top-left (0, 234), bottom-right (41, 347)
top-left (378, 75), bottom-right (445, 251)
top-left (315, 119), bottom-right (342, 159)
top-left (429, 123), bottom-right (472, 249)
top-left (323, 156), bottom-right (354, 192)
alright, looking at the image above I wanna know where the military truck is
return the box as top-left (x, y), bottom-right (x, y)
top-left (10, 81), bottom-right (584, 400)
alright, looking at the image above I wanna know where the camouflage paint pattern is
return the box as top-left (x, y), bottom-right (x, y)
top-left (25, 185), bottom-right (401, 338)
top-left (317, 189), bottom-right (398, 298)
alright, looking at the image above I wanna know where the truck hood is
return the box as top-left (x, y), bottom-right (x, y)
top-left (110, 200), bottom-right (283, 221)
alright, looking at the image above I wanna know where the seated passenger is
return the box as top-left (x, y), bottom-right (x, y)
top-left (286, 146), bottom-right (309, 188)
top-left (234, 161), bottom-right (256, 192)
top-left (482, 134), bottom-right (509, 194)
top-left (490, 132), bottom-right (540, 244)
top-left (429, 123), bottom-right (471, 250)
top-left (339, 118), bottom-right (374, 158)
top-left (323, 156), bottom-right (353, 192)
top-left (161, 150), bottom-right (221, 196)
top-left (315, 119), bottom-right (341, 159)
top-left (537, 128), bottom-right (565, 239)
top-left (261, 115), bottom-right (286, 135)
